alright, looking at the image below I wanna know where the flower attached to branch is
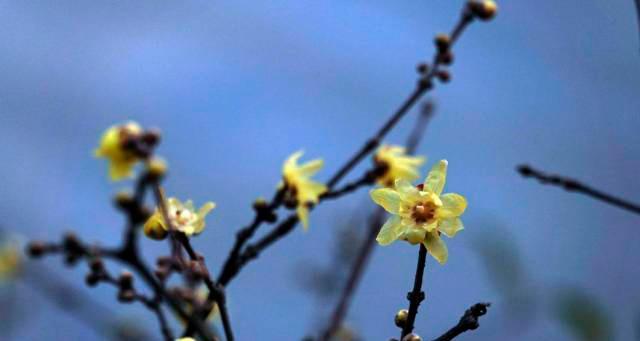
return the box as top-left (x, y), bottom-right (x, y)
top-left (144, 197), bottom-right (216, 239)
top-left (94, 121), bottom-right (144, 181)
top-left (279, 151), bottom-right (327, 230)
top-left (373, 145), bottom-right (426, 187)
top-left (370, 160), bottom-right (467, 264)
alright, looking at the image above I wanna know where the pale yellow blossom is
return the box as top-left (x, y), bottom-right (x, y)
top-left (144, 197), bottom-right (215, 239)
top-left (374, 145), bottom-right (425, 187)
top-left (280, 151), bottom-right (327, 230)
top-left (94, 121), bottom-right (143, 181)
top-left (370, 160), bottom-right (467, 264)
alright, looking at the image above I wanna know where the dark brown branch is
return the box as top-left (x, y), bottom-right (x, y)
top-left (517, 164), bottom-right (640, 215)
top-left (401, 244), bottom-right (428, 339)
top-left (431, 303), bottom-right (491, 341)
top-left (320, 101), bottom-right (434, 341)
top-left (320, 169), bottom-right (379, 200)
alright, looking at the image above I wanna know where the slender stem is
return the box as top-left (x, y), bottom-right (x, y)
top-left (401, 244), bottom-right (428, 339)
top-left (430, 303), bottom-right (491, 341)
top-left (320, 101), bottom-right (434, 341)
top-left (517, 164), bottom-right (640, 215)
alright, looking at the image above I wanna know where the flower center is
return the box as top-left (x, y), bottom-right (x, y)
top-left (173, 209), bottom-right (194, 226)
top-left (411, 202), bottom-right (436, 224)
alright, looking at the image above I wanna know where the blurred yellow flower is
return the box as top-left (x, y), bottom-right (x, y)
top-left (370, 160), bottom-right (467, 264)
top-left (280, 151), bottom-right (327, 230)
top-left (94, 121), bottom-right (143, 181)
top-left (176, 338), bottom-right (195, 341)
top-left (144, 197), bottom-right (216, 239)
top-left (374, 145), bottom-right (425, 187)
top-left (0, 242), bottom-right (20, 282)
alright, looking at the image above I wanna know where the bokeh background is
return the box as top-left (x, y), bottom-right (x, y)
top-left (1, 0), bottom-right (639, 340)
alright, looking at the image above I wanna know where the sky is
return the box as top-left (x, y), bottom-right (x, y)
top-left (1, 0), bottom-right (639, 340)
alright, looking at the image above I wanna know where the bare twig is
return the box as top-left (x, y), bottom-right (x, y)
top-left (517, 164), bottom-right (640, 215)
top-left (431, 303), bottom-right (491, 341)
top-left (401, 244), bottom-right (428, 339)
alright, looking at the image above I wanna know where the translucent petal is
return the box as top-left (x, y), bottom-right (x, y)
top-left (423, 160), bottom-right (448, 195)
top-left (423, 231), bottom-right (448, 264)
top-left (298, 159), bottom-right (324, 177)
top-left (376, 216), bottom-right (403, 245)
top-left (370, 188), bottom-right (401, 214)
top-left (438, 218), bottom-right (464, 238)
top-left (394, 179), bottom-right (418, 198)
top-left (297, 205), bottom-right (310, 230)
top-left (438, 193), bottom-right (467, 218)
top-left (283, 150), bottom-right (304, 174)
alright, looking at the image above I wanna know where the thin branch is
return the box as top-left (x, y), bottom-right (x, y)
top-left (401, 244), bottom-right (428, 339)
top-left (319, 101), bottom-right (434, 341)
top-left (517, 164), bottom-right (640, 215)
top-left (430, 303), bottom-right (491, 341)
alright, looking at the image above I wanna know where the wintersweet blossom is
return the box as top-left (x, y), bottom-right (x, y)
top-left (374, 145), bottom-right (425, 187)
top-left (279, 151), bottom-right (327, 230)
top-left (94, 121), bottom-right (143, 181)
top-left (370, 160), bottom-right (467, 264)
top-left (176, 338), bottom-right (195, 341)
top-left (144, 197), bottom-right (216, 239)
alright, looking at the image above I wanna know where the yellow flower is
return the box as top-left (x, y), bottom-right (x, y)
top-left (374, 145), bottom-right (426, 187)
top-left (280, 151), bottom-right (327, 230)
top-left (176, 338), bottom-right (195, 341)
top-left (94, 121), bottom-right (143, 181)
top-left (0, 241), bottom-right (20, 282)
top-left (370, 160), bottom-right (467, 264)
top-left (144, 197), bottom-right (216, 239)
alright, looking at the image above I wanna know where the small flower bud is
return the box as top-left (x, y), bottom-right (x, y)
top-left (436, 70), bottom-right (451, 83)
top-left (119, 271), bottom-right (134, 289)
top-left (85, 273), bottom-right (100, 287)
top-left (89, 258), bottom-right (105, 273)
top-left (141, 128), bottom-right (161, 147)
top-left (434, 33), bottom-right (451, 52)
top-left (26, 241), bottom-right (46, 258)
top-left (118, 289), bottom-right (136, 303)
top-left (402, 334), bottom-right (422, 341)
top-left (154, 267), bottom-right (169, 281)
top-left (146, 157), bottom-right (168, 178)
top-left (395, 309), bottom-right (409, 328)
top-left (439, 51), bottom-right (454, 66)
top-left (417, 77), bottom-right (433, 90)
top-left (468, 0), bottom-right (497, 21)
top-left (416, 63), bottom-right (429, 74)
top-left (114, 191), bottom-right (134, 210)
top-left (143, 215), bottom-right (168, 240)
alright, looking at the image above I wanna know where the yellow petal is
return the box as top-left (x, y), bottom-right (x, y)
top-left (424, 160), bottom-right (448, 195)
top-left (283, 150), bottom-right (304, 174)
top-left (394, 179), bottom-right (418, 197)
top-left (108, 161), bottom-right (135, 181)
top-left (370, 188), bottom-right (401, 214)
top-left (198, 202), bottom-right (216, 217)
top-left (423, 231), bottom-right (448, 264)
top-left (143, 212), bottom-right (168, 240)
top-left (297, 205), bottom-right (310, 230)
top-left (376, 216), bottom-right (404, 245)
top-left (298, 159), bottom-right (324, 177)
top-left (438, 193), bottom-right (467, 218)
top-left (438, 218), bottom-right (464, 238)
top-left (401, 228), bottom-right (426, 245)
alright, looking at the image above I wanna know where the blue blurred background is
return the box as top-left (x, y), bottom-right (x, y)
top-left (1, 0), bottom-right (639, 340)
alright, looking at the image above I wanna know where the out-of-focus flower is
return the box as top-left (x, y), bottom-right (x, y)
top-left (370, 160), bottom-right (467, 264)
top-left (280, 151), bottom-right (327, 230)
top-left (144, 197), bottom-right (215, 239)
top-left (374, 145), bottom-right (425, 187)
top-left (0, 241), bottom-right (21, 282)
top-left (176, 338), bottom-right (195, 341)
top-left (94, 121), bottom-right (143, 181)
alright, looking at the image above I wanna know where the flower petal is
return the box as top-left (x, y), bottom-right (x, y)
top-left (423, 160), bottom-right (448, 195)
top-left (438, 193), bottom-right (467, 218)
top-left (298, 159), bottom-right (324, 177)
top-left (283, 150), bottom-right (304, 174)
top-left (423, 232), bottom-right (448, 264)
top-left (438, 218), bottom-right (464, 238)
top-left (297, 205), bottom-right (310, 230)
top-left (394, 179), bottom-right (419, 198)
top-left (376, 216), bottom-right (403, 245)
top-left (370, 188), bottom-right (401, 214)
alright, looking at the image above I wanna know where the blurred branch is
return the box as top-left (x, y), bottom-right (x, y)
top-left (320, 101), bottom-right (434, 341)
top-left (431, 303), bottom-right (491, 341)
top-left (517, 164), bottom-right (640, 215)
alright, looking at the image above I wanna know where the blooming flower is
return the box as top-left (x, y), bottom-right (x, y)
top-left (0, 241), bottom-right (20, 282)
top-left (144, 197), bottom-right (216, 239)
top-left (370, 160), bottom-right (467, 264)
top-left (280, 151), bottom-right (327, 230)
top-left (374, 145), bottom-right (426, 187)
top-left (94, 121), bottom-right (143, 181)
